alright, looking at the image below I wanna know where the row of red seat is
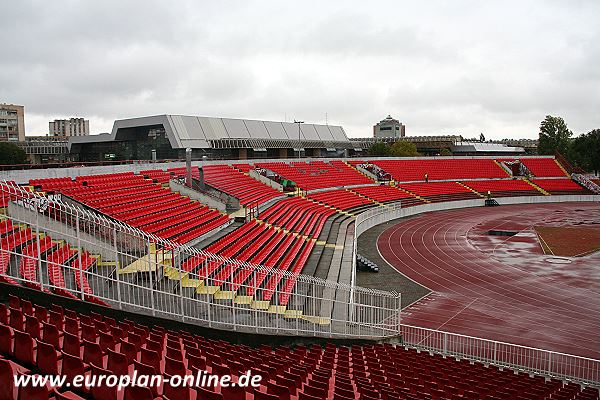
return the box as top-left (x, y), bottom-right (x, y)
top-left (396, 182), bottom-right (480, 203)
top-left (0, 222), bottom-right (107, 307)
top-left (348, 186), bottom-right (414, 203)
top-left (371, 159), bottom-right (509, 182)
top-left (1, 298), bottom-right (597, 400)
top-left (506, 158), bottom-right (569, 178)
top-left (29, 177), bottom-right (80, 192)
top-left (256, 161), bottom-right (373, 191)
top-left (140, 169), bottom-right (173, 184)
top-left (307, 190), bottom-right (374, 211)
top-left (74, 172), bottom-right (138, 184)
top-left (31, 170), bottom-right (176, 192)
top-left (203, 164), bottom-right (282, 206)
top-left (259, 197), bottom-right (337, 238)
top-left (232, 163), bottom-right (254, 173)
top-left (461, 179), bottom-right (541, 197)
top-left (532, 178), bottom-right (589, 194)
top-left (29, 174), bottom-right (230, 245)
top-left (180, 219), bottom-right (314, 304)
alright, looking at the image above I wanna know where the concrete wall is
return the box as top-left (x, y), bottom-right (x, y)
top-left (356, 195), bottom-right (600, 240)
top-left (169, 180), bottom-right (228, 212)
top-left (248, 170), bottom-right (284, 191)
top-left (355, 165), bottom-right (379, 181)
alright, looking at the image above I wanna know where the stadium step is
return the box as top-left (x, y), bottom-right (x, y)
top-left (234, 295), bottom-right (253, 304)
top-left (118, 249), bottom-right (172, 274)
top-left (494, 160), bottom-right (513, 176)
top-left (395, 186), bottom-right (431, 203)
top-left (349, 188), bottom-right (386, 207)
top-left (343, 160), bottom-right (377, 182)
top-left (302, 315), bottom-right (331, 325)
top-left (214, 290), bottom-right (236, 300)
top-left (524, 179), bottom-right (550, 195)
top-left (284, 309), bottom-right (303, 318)
top-left (181, 275), bottom-right (203, 287)
top-left (456, 181), bottom-right (485, 197)
top-left (251, 300), bottom-right (270, 310)
top-left (268, 305), bottom-right (287, 314)
top-left (196, 284), bottom-right (219, 295)
top-left (554, 159), bottom-right (571, 177)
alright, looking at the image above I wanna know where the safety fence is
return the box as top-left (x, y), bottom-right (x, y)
top-left (401, 324), bottom-right (600, 386)
top-left (0, 181), bottom-right (400, 339)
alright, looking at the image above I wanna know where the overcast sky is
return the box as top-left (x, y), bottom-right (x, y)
top-left (2, 1), bottom-right (599, 139)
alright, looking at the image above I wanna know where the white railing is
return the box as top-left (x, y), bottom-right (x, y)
top-left (401, 324), bottom-right (600, 386)
top-left (353, 196), bottom-right (600, 386)
top-left (572, 173), bottom-right (600, 194)
top-left (0, 181), bottom-right (401, 339)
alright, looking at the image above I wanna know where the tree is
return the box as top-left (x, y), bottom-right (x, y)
top-left (569, 129), bottom-right (600, 175)
top-left (440, 148), bottom-right (452, 156)
top-left (0, 142), bottom-right (28, 165)
top-left (389, 141), bottom-right (419, 157)
top-left (538, 115), bottom-right (572, 155)
top-left (368, 141), bottom-right (390, 156)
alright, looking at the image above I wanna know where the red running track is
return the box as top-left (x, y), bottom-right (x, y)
top-left (378, 202), bottom-right (600, 359)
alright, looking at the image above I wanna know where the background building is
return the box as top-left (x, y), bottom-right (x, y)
top-left (0, 103), bottom-right (25, 142)
top-left (49, 118), bottom-right (90, 137)
top-left (373, 115), bottom-right (405, 139)
top-left (69, 115), bottom-right (352, 161)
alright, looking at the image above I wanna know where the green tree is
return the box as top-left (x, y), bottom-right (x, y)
top-left (368, 141), bottom-right (390, 156)
top-left (440, 148), bottom-right (452, 156)
top-left (0, 142), bottom-right (28, 165)
top-left (569, 129), bottom-right (600, 175)
top-left (389, 141), bottom-right (419, 157)
top-left (538, 115), bottom-right (572, 155)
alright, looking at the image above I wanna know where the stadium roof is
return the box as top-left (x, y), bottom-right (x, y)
top-left (452, 141), bottom-right (525, 153)
top-left (69, 115), bottom-right (352, 150)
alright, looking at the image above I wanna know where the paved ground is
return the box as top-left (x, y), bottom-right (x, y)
top-left (377, 202), bottom-right (600, 359)
top-left (356, 216), bottom-right (430, 309)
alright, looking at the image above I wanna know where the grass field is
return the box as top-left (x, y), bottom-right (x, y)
top-left (535, 225), bottom-right (600, 257)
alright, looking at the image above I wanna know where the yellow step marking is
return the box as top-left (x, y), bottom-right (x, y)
top-left (284, 309), bottom-right (303, 318)
top-left (456, 181), bottom-right (484, 197)
top-left (214, 290), bottom-right (236, 300)
top-left (235, 295), bottom-right (254, 305)
top-left (251, 300), bottom-right (271, 310)
top-left (524, 179), bottom-right (550, 196)
top-left (302, 315), bottom-right (331, 325)
top-left (268, 305), bottom-right (287, 314)
top-left (196, 285), bottom-right (219, 295)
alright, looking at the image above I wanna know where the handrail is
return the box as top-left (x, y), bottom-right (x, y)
top-left (400, 324), bottom-right (600, 386)
top-left (0, 180), bottom-right (401, 339)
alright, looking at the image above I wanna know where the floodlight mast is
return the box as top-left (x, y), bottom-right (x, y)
top-left (294, 120), bottom-right (303, 159)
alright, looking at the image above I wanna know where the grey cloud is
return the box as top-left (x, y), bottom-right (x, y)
top-left (1, 0), bottom-right (599, 138)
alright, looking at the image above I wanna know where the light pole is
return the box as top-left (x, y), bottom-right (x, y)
top-left (294, 120), bottom-right (303, 159)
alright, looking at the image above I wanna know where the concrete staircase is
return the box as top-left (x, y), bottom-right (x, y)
top-left (456, 181), bottom-right (485, 197)
top-left (524, 179), bottom-right (550, 195)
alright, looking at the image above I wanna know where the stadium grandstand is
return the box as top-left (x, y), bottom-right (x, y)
top-left (1, 152), bottom-right (600, 399)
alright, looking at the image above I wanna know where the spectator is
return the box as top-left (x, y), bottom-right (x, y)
top-left (424, 173), bottom-right (429, 183)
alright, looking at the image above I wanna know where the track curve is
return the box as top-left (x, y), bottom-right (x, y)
top-left (378, 202), bottom-right (600, 359)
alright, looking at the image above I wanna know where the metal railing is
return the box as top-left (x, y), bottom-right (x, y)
top-left (401, 324), bottom-right (600, 386)
top-left (572, 173), bottom-right (600, 194)
top-left (0, 181), bottom-right (401, 339)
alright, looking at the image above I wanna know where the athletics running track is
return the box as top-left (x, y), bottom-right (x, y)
top-left (378, 202), bottom-right (600, 359)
